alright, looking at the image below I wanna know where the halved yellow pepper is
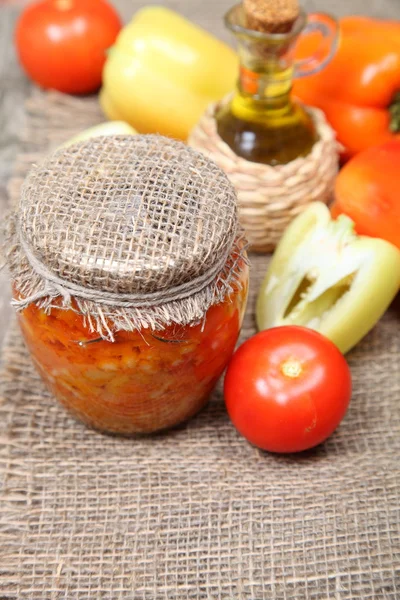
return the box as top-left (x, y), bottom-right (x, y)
top-left (62, 121), bottom-right (137, 148)
top-left (256, 203), bottom-right (400, 354)
top-left (100, 6), bottom-right (238, 140)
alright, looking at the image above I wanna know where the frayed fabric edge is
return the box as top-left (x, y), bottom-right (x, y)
top-left (4, 213), bottom-right (249, 342)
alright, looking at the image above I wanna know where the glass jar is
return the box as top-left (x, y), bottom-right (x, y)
top-left (16, 262), bottom-right (248, 435)
top-left (216, 4), bottom-right (338, 165)
top-left (7, 135), bottom-right (249, 435)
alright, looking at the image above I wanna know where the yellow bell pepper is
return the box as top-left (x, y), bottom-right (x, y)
top-left (256, 203), bottom-right (400, 354)
top-left (100, 6), bottom-right (238, 140)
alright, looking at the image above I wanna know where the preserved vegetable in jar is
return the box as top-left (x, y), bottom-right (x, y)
top-left (17, 270), bottom-right (247, 434)
top-left (5, 135), bottom-right (248, 435)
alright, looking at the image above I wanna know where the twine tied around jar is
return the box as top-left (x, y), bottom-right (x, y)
top-left (3, 135), bottom-right (247, 340)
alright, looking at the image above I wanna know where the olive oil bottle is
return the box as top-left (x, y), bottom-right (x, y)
top-left (216, 3), bottom-right (338, 165)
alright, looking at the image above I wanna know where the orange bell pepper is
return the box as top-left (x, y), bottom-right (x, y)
top-left (293, 17), bottom-right (400, 159)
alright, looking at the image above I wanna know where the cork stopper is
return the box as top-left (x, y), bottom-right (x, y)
top-left (243, 0), bottom-right (300, 33)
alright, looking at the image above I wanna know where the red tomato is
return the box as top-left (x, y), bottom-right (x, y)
top-left (15, 0), bottom-right (121, 94)
top-left (224, 326), bottom-right (352, 453)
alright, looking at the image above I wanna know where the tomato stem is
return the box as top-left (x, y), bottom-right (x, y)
top-left (55, 0), bottom-right (74, 11)
top-left (389, 91), bottom-right (400, 133)
top-left (281, 359), bottom-right (302, 379)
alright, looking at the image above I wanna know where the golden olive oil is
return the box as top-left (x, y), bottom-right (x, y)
top-left (216, 88), bottom-right (317, 165)
top-left (217, 5), bottom-right (321, 166)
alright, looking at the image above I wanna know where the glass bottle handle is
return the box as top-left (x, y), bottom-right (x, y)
top-left (294, 13), bottom-right (339, 79)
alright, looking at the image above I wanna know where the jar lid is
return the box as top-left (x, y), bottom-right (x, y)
top-left (6, 135), bottom-right (245, 339)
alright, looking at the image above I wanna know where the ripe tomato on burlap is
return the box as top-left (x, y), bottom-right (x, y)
top-left (224, 326), bottom-right (352, 453)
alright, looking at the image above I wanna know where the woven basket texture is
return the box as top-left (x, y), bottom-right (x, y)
top-left (188, 99), bottom-right (339, 252)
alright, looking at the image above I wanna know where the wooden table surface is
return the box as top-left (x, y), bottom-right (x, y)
top-left (1, 0), bottom-right (399, 348)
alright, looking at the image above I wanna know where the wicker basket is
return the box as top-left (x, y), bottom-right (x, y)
top-left (188, 100), bottom-right (339, 253)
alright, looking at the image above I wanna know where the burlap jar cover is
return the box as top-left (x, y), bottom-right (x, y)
top-left (188, 99), bottom-right (339, 252)
top-left (5, 134), bottom-right (245, 340)
top-left (1, 91), bottom-right (399, 599)
top-left (1, 133), bottom-right (250, 436)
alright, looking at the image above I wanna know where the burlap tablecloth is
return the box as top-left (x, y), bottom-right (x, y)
top-left (0, 91), bottom-right (399, 599)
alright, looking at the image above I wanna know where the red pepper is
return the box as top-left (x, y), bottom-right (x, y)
top-left (293, 17), bottom-right (400, 159)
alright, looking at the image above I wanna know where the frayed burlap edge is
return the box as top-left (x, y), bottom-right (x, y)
top-left (4, 212), bottom-right (247, 340)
